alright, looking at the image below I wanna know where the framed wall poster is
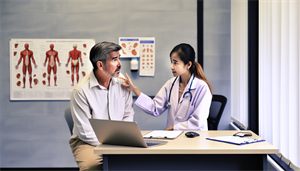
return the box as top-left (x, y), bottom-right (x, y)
top-left (139, 37), bottom-right (155, 76)
top-left (10, 39), bottom-right (95, 100)
top-left (119, 37), bottom-right (155, 76)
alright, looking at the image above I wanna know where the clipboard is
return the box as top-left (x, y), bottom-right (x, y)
top-left (143, 130), bottom-right (183, 139)
top-left (206, 135), bottom-right (265, 145)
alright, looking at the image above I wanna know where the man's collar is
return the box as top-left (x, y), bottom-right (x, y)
top-left (89, 71), bottom-right (118, 89)
top-left (111, 77), bottom-right (118, 85)
top-left (89, 71), bottom-right (100, 88)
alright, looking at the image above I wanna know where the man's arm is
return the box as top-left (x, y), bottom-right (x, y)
top-left (122, 89), bottom-right (134, 122)
top-left (70, 89), bottom-right (99, 146)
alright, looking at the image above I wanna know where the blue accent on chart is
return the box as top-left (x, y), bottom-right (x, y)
top-left (140, 40), bottom-right (154, 44)
top-left (120, 39), bottom-right (139, 41)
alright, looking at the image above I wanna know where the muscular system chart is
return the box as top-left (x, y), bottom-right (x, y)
top-left (10, 39), bottom-right (95, 100)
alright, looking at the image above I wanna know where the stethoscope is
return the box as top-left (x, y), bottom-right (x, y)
top-left (164, 75), bottom-right (195, 109)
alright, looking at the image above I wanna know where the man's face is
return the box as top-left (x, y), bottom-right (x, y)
top-left (103, 51), bottom-right (122, 78)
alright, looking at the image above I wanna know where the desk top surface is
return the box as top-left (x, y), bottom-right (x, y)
top-left (94, 130), bottom-right (279, 155)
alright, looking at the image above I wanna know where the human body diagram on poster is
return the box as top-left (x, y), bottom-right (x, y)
top-left (10, 39), bottom-right (94, 100)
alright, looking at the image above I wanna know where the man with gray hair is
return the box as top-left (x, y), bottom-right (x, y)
top-left (69, 41), bottom-right (134, 171)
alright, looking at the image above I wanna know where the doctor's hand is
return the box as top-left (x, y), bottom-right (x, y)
top-left (119, 73), bottom-right (141, 97)
top-left (165, 126), bottom-right (174, 131)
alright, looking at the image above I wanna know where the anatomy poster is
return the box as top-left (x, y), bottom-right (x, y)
top-left (119, 37), bottom-right (155, 76)
top-left (10, 39), bottom-right (95, 100)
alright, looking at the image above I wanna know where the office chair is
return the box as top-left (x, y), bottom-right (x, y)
top-left (64, 107), bottom-right (73, 135)
top-left (207, 95), bottom-right (227, 130)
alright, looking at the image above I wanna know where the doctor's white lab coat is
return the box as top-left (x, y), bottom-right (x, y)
top-left (134, 75), bottom-right (212, 130)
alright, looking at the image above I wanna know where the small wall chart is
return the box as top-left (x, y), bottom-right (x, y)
top-left (119, 37), bottom-right (155, 76)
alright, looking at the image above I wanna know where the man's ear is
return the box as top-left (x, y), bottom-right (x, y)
top-left (97, 61), bottom-right (104, 70)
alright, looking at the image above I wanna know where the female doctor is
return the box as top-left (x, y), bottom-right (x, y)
top-left (121, 43), bottom-right (213, 130)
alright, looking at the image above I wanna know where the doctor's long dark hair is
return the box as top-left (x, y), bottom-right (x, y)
top-left (170, 43), bottom-right (213, 94)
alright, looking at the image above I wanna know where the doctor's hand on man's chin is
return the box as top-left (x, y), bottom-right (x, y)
top-left (119, 73), bottom-right (141, 97)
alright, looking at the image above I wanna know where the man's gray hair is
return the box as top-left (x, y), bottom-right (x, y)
top-left (89, 42), bottom-right (121, 71)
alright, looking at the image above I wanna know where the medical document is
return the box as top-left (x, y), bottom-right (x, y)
top-left (206, 135), bottom-right (265, 145)
top-left (143, 130), bottom-right (183, 139)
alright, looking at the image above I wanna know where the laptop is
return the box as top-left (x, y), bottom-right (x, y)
top-left (89, 119), bottom-right (168, 148)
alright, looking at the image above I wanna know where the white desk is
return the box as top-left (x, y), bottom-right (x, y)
top-left (95, 130), bottom-right (279, 170)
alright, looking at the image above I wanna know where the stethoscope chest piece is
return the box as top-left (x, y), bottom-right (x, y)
top-left (165, 101), bottom-right (171, 109)
top-left (164, 75), bottom-right (195, 110)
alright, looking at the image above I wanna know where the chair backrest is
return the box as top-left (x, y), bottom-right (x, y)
top-left (207, 95), bottom-right (227, 130)
top-left (64, 107), bottom-right (73, 135)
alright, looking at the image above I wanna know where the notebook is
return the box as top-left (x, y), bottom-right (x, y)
top-left (89, 119), bottom-right (168, 148)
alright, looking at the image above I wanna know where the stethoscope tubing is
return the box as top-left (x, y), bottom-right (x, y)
top-left (167, 76), bottom-right (178, 105)
top-left (165, 75), bottom-right (195, 110)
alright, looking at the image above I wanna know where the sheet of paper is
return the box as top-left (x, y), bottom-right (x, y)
top-left (207, 135), bottom-right (262, 144)
top-left (119, 37), bottom-right (140, 58)
top-left (139, 37), bottom-right (155, 76)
